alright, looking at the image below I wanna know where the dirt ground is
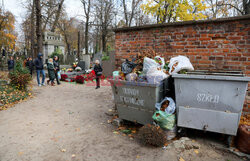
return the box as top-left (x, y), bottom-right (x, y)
top-left (0, 80), bottom-right (246, 161)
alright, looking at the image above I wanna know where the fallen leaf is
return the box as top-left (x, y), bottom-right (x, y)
top-left (72, 154), bottom-right (76, 158)
top-left (194, 150), bottom-right (199, 154)
top-left (113, 131), bottom-right (119, 134)
top-left (18, 152), bottom-right (24, 155)
top-left (61, 149), bottom-right (66, 152)
top-left (136, 155), bottom-right (140, 159)
top-left (75, 128), bottom-right (80, 132)
top-left (179, 157), bottom-right (185, 161)
top-left (131, 130), bottom-right (137, 134)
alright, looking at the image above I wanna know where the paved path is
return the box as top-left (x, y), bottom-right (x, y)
top-left (0, 81), bottom-right (243, 161)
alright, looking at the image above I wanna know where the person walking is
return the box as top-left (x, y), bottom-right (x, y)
top-left (93, 60), bottom-right (103, 89)
top-left (53, 56), bottom-right (61, 85)
top-left (26, 57), bottom-right (34, 77)
top-left (7, 56), bottom-right (15, 71)
top-left (47, 58), bottom-right (56, 86)
top-left (34, 53), bottom-right (45, 87)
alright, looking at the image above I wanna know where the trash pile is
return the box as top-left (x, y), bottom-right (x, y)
top-left (113, 49), bottom-right (194, 84)
top-left (237, 114), bottom-right (250, 154)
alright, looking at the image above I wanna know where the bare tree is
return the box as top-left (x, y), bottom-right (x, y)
top-left (122, 0), bottom-right (142, 27)
top-left (51, 0), bottom-right (65, 32)
top-left (81, 0), bottom-right (91, 55)
top-left (30, 0), bottom-right (35, 58)
top-left (94, 0), bottom-right (114, 53)
top-left (35, 0), bottom-right (43, 55)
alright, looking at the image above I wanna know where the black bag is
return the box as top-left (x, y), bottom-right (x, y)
top-left (121, 59), bottom-right (137, 74)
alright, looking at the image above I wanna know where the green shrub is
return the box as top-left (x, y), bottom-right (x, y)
top-left (8, 60), bottom-right (31, 90)
top-left (50, 48), bottom-right (63, 61)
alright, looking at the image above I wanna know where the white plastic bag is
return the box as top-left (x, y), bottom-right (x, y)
top-left (143, 57), bottom-right (159, 74)
top-left (155, 97), bottom-right (176, 115)
top-left (168, 56), bottom-right (194, 75)
top-left (146, 67), bottom-right (168, 84)
top-left (125, 73), bottom-right (138, 82)
top-left (154, 56), bottom-right (165, 69)
top-left (164, 125), bottom-right (177, 140)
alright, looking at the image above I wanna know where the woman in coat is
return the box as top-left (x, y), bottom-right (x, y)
top-left (93, 60), bottom-right (103, 89)
top-left (47, 58), bottom-right (56, 86)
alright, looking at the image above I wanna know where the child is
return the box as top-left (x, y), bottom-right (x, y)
top-left (47, 58), bottom-right (56, 86)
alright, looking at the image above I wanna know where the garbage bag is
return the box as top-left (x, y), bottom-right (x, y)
top-left (237, 124), bottom-right (250, 154)
top-left (152, 111), bottom-right (176, 130)
top-left (155, 97), bottom-right (176, 115)
top-left (154, 56), bottom-right (165, 69)
top-left (125, 73), bottom-right (138, 82)
top-left (113, 71), bottom-right (120, 79)
top-left (146, 67), bottom-right (168, 84)
top-left (164, 125), bottom-right (177, 140)
top-left (121, 59), bottom-right (137, 74)
top-left (168, 56), bottom-right (194, 75)
top-left (143, 57), bottom-right (159, 74)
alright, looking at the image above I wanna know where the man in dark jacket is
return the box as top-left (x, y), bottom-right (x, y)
top-left (26, 56), bottom-right (34, 77)
top-left (34, 53), bottom-right (45, 86)
top-left (93, 60), bottom-right (103, 89)
top-left (7, 56), bottom-right (14, 71)
top-left (53, 56), bottom-right (61, 85)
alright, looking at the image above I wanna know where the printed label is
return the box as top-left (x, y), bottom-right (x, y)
top-left (197, 93), bottom-right (219, 103)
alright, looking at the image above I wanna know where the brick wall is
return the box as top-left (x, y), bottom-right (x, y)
top-left (114, 15), bottom-right (250, 114)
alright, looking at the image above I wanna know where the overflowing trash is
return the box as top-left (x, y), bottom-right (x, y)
top-left (113, 49), bottom-right (194, 84)
top-left (168, 55), bottom-right (194, 75)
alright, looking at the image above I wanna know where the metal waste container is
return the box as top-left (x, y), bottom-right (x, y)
top-left (110, 78), bottom-right (170, 125)
top-left (173, 71), bottom-right (250, 135)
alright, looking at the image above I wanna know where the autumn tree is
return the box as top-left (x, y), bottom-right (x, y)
top-left (141, 0), bottom-right (207, 23)
top-left (0, 9), bottom-right (16, 51)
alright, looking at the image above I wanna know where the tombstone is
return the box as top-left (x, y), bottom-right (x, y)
top-left (93, 52), bottom-right (102, 62)
top-left (78, 61), bottom-right (85, 71)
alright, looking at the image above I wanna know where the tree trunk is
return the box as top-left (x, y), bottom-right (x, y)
top-left (51, 0), bottom-right (65, 32)
top-left (35, 0), bottom-right (43, 56)
top-left (30, 0), bottom-right (35, 58)
top-left (243, 0), bottom-right (250, 15)
top-left (77, 31), bottom-right (80, 60)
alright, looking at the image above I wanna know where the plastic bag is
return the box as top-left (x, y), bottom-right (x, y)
top-left (154, 56), bottom-right (165, 69)
top-left (121, 59), bottom-right (137, 74)
top-left (164, 125), bottom-right (177, 140)
top-left (57, 71), bottom-right (61, 80)
top-left (113, 71), bottom-right (119, 79)
top-left (155, 97), bottom-right (176, 115)
top-left (125, 73), bottom-right (138, 82)
top-left (152, 111), bottom-right (176, 130)
top-left (143, 57), bottom-right (159, 74)
top-left (168, 56), bottom-right (194, 75)
top-left (146, 67), bottom-right (168, 84)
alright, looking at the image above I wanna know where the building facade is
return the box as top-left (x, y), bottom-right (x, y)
top-left (43, 32), bottom-right (65, 61)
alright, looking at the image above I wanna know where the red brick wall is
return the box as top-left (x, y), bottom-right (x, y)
top-left (114, 16), bottom-right (250, 114)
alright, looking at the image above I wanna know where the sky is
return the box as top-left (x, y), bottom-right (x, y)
top-left (2, 0), bottom-right (83, 35)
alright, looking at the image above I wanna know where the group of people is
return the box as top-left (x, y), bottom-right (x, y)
top-left (8, 53), bottom-right (103, 89)
top-left (7, 53), bottom-right (61, 87)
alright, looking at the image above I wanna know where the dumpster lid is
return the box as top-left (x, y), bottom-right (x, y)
top-left (109, 79), bottom-right (166, 87)
top-left (172, 71), bottom-right (250, 82)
